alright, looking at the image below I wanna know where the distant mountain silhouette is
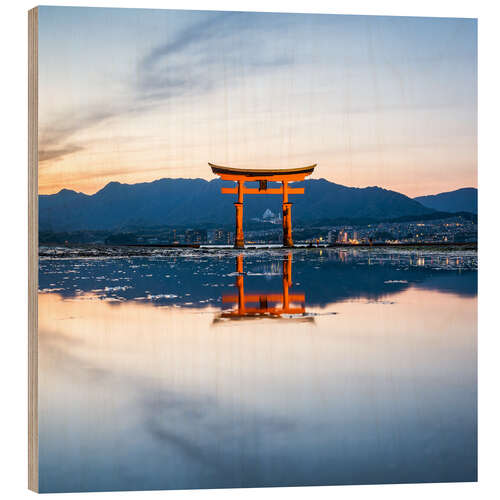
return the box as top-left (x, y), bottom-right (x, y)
top-left (39, 178), bottom-right (436, 231)
top-left (414, 188), bottom-right (477, 214)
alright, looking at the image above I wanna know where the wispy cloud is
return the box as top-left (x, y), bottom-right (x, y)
top-left (39, 108), bottom-right (118, 164)
top-left (39, 145), bottom-right (84, 163)
top-left (141, 387), bottom-right (296, 478)
top-left (137, 11), bottom-right (293, 100)
top-left (39, 11), bottom-right (294, 164)
top-left (141, 12), bottom-right (234, 72)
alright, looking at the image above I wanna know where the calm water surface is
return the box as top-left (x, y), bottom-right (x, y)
top-left (38, 248), bottom-right (477, 492)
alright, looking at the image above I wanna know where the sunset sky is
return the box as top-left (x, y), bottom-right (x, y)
top-left (38, 7), bottom-right (477, 197)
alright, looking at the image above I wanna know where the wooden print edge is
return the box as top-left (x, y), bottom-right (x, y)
top-left (28, 6), bottom-right (39, 493)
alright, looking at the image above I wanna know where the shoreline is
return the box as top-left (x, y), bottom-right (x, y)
top-left (38, 242), bottom-right (478, 259)
top-left (41, 241), bottom-right (477, 249)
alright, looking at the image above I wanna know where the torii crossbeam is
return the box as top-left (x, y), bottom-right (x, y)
top-left (209, 163), bottom-right (316, 248)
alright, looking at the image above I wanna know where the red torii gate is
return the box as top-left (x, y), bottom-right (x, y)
top-left (209, 163), bottom-right (316, 248)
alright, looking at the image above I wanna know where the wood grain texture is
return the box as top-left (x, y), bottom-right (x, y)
top-left (28, 6), bottom-right (39, 493)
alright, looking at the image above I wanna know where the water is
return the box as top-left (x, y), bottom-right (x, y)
top-left (38, 248), bottom-right (477, 492)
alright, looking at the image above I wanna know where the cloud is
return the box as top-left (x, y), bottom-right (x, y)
top-left (39, 11), bottom-right (294, 165)
top-left (38, 108), bottom-right (119, 164)
top-left (38, 100), bottom-right (158, 166)
top-left (140, 12), bottom-right (236, 72)
top-left (140, 387), bottom-right (296, 478)
top-left (39, 145), bottom-right (84, 163)
top-left (137, 12), bottom-right (293, 102)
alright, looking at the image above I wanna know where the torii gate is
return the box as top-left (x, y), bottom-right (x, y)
top-left (209, 163), bottom-right (316, 248)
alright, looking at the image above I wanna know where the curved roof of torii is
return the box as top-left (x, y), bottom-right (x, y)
top-left (209, 163), bottom-right (316, 181)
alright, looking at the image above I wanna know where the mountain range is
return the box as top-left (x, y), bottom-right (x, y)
top-left (414, 187), bottom-right (477, 214)
top-left (39, 178), bottom-right (477, 232)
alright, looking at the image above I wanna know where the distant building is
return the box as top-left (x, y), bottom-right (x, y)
top-left (212, 229), bottom-right (232, 245)
top-left (337, 230), bottom-right (348, 243)
top-left (262, 208), bottom-right (275, 220)
top-left (185, 229), bottom-right (207, 244)
top-left (252, 208), bottom-right (282, 224)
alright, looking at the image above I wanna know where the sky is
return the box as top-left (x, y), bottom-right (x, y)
top-left (37, 7), bottom-right (477, 197)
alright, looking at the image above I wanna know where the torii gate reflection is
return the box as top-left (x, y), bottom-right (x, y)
top-left (216, 253), bottom-right (313, 321)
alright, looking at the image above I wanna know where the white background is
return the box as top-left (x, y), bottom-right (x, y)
top-left (0, 1), bottom-right (498, 499)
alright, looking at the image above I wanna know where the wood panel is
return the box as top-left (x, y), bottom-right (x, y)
top-left (28, 6), bottom-right (38, 493)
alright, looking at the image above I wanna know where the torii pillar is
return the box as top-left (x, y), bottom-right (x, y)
top-left (282, 181), bottom-right (293, 247)
top-left (209, 163), bottom-right (317, 248)
top-left (234, 181), bottom-right (245, 248)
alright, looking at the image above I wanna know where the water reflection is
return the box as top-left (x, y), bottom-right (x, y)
top-left (38, 248), bottom-right (477, 309)
top-left (216, 254), bottom-right (312, 322)
top-left (37, 248), bottom-right (477, 492)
